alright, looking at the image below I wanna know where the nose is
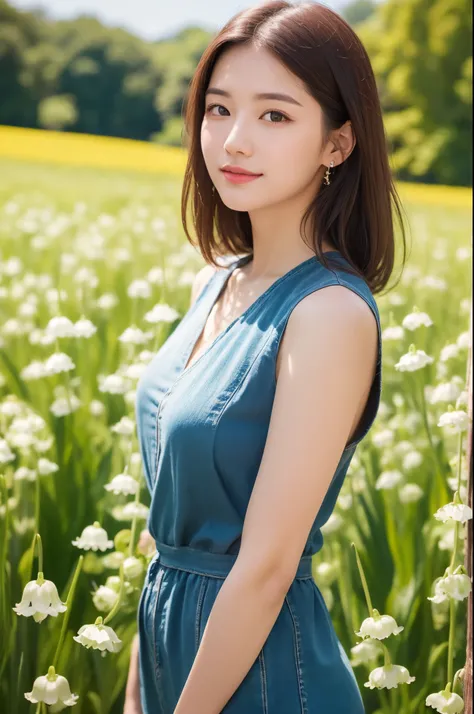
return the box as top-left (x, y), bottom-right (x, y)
top-left (223, 121), bottom-right (252, 157)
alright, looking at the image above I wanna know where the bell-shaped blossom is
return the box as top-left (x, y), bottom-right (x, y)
top-left (74, 318), bottom-right (97, 338)
top-left (426, 688), bottom-right (464, 713)
top-left (92, 585), bottom-right (119, 613)
top-left (45, 316), bottom-right (76, 339)
top-left (364, 663), bottom-right (415, 689)
top-left (399, 483), bottom-right (424, 504)
top-left (438, 409), bottom-right (470, 433)
top-left (72, 522), bottom-right (113, 551)
top-left (111, 417), bottom-right (135, 436)
top-left (355, 609), bottom-right (404, 640)
top-left (395, 345), bottom-right (434, 372)
top-left (73, 617), bottom-right (122, 653)
top-left (402, 309), bottom-right (433, 331)
top-left (375, 470), bottom-right (403, 491)
top-left (104, 473), bottom-right (138, 495)
top-left (350, 639), bottom-right (381, 666)
top-left (428, 570), bottom-right (472, 603)
top-left (24, 666), bottom-right (78, 710)
top-left (122, 556), bottom-right (144, 580)
top-left (434, 502), bottom-right (473, 524)
top-left (44, 352), bottom-right (76, 375)
top-left (13, 573), bottom-right (67, 623)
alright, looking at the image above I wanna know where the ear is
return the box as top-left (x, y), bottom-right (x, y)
top-left (323, 121), bottom-right (356, 168)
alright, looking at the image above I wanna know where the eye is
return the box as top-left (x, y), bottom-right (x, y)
top-left (262, 110), bottom-right (290, 123)
top-left (205, 103), bottom-right (229, 116)
top-left (205, 104), bottom-right (290, 123)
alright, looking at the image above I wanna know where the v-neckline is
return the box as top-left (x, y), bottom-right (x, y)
top-left (179, 250), bottom-right (343, 380)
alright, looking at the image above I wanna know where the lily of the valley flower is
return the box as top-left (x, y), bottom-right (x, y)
top-left (122, 556), bottom-right (144, 580)
top-left (13, 573), bottom-right (67, 623)
top-left (426, 683), bottom-right (464, 713)
top-left (355, 609), bottom-right (404, 640)
top-left (350, 638), bottom-right (381, 666)
top-left (428, 567), bottom-right (472, 603)
top-left (394, 344), bottom-right (434, 372)
top-left (364, 663), bottom-right (416, 689)
top-left (104, 473), bottom-right (138, 495)
top-left (92, 585), bottom-right (119, 613)
top-left (72, 522), bottom-right (113, 551)
top-left (434, 501), bottom-right (473, 524)
top-left (24, 665), bottom-right (78, 711)
top-left (73, 616), bottom-right (122, 653)
top-left (437, 407), bottom-right (470, 433)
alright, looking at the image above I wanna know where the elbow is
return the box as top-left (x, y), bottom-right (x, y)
top-left (233, 553), bottom-right (296, 602)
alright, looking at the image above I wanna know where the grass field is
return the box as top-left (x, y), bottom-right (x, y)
top-left (0, 128), bottom-right (472, 714)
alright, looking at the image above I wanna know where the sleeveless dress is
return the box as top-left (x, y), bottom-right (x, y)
top-left (135, 250), bottom-right (382, 714)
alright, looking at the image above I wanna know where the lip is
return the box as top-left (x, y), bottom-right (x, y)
top-left (220, 165), bottom-right (263, 176)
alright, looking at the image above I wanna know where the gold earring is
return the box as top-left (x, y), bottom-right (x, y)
top-left (324, 160), bottom-right (335, 185)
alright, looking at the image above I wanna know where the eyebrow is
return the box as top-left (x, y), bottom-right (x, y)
top-left (205, 87), bottom-right (303, 107)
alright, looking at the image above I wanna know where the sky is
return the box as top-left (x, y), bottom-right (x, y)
top-left (10, 0), bottom-right (352, 41)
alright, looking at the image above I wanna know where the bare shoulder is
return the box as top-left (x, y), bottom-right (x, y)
top-left (190, 263), bottom-right (219, 307)
top-left (277, 284), bottom-right (378, 380)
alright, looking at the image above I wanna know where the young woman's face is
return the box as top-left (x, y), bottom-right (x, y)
top-left (201, 42), bottom-right (328, 213)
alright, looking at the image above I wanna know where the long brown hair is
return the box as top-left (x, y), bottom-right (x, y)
top-left (181, 0), bottom-right (409, 295)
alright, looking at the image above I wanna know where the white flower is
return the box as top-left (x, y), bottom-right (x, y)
top-left (355, 610), bottom-right (404, 640)
top-left (371, 429), bottom-right (395, 448)
top-left (102, 551), bottom-right (125, 569)
top-left (98, 373), bottom-right (131, 394)
top-left (395, 345), bottom-right (434, 372)
top-left (72, 522), bottom-right (113, 551)
top-left (122, 556), bottom-right (144, 580)
top-left (0, 438), bottom-right (15, 464)
top-left (73, 617), bottom-right (122, 653)
top-left (92, 585), bottom-right (119, 613)
top-left (44, 352), bottom-right (76, 375)
top-left (50, 394), bottom-right (82, 417)
top-left (364, 663), bottom-right (415, 689)
top-left (440, 344), bottom-right (460, 362)
top-left (375, 470), bottom-right (403, 490)
top-left (429, 381), bottom-right (464, 405)
top-left (320, 512), bottom-right (343, 535)
top-left (399, 483), bottom-right (424, 504)
top-left (456, 331), bottom-right (471, 349)
top-left (118, 326), bottom-right (151, 345)
top-left (14, 466), bottom-right (37, 482)
top-left (428, 571), bottom-right (472, 603)
top-left (402, 309), bottom-right (433, 331)
top-left (127, 279), bottom-right (151, 299)
top-left (426, 689), bottom-right (464, 713)
top-left (119, 501), bottom-right (149, 521)
top-left (45, 316), bottom-right (76, 339)
top-left (402, 449), bottom-right (423, 470)
top-left (24, 666), bottom-right (78, 709)
top-left (37, 458), bottom-right (59, 476)
top-left (104, 473), bottom-right (139, 495)
top-left (382, 326), bottom-right (404, 341)
top-left (144, 303), bottom-right (180, 324)
top-left (434, 502), bottom-right (473, 524)
top-left (350, 639), bottom-right (381, 666)
top-left (437, 409), bottom-right (470, 433)
top-left (111, 416), bottom-right (135, 436)
top-left (89, 399), bottom-right (106, 416)
top-left (13, 574), bottom-right (67, 623)
top-left (74, 318), bottom-right (97, 338)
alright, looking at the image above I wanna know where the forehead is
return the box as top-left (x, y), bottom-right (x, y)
top-left (209, 43), bottom-right (306, 96)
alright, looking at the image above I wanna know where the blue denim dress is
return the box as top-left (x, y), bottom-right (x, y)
top-left (135, 251), bottom-right (382, 714)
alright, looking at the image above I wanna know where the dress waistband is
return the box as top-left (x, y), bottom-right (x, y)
top-left (148, 542), bottom-right (314, 580)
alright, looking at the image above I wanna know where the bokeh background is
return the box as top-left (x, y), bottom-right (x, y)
top-left (0, 1), bottom-right (472, 714)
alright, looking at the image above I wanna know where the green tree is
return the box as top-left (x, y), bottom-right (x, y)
top-left (358, 0), bottom-right (472, 185)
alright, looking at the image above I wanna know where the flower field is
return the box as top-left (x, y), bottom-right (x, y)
top-left (0, 137), bottom-right (472, 714)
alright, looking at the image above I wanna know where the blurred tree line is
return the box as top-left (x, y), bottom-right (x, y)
top-left (0, 0), bottom-right (471, 185)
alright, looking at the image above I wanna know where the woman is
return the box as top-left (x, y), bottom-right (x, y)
top-left (125, 1), bottom-right (407, 712)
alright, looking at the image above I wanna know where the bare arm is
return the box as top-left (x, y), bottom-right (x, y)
top-left (173, 286), bottom-right (378, 714)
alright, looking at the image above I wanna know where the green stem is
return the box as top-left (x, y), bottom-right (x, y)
top-left (35, 473), bottom-right (40, 534)
top-left (35, 533), bottom-right (43, 574)
top-left (351, 542), bottom-right (373, 614)
top-left (103, 563), bottom-right (125, 625)
top-left (401, 681), bottom-right (411, 712)
top-left (128, 472), bottom-right (142, 557)
top-left (447, 597), bottom-right (457, 686)
top-left (52, 555), bottom-right (83, 669)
